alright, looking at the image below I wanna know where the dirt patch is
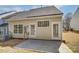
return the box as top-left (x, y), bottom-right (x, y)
top-left (63, 31), bottom-right (79, 52)
top-left (0, 39), bottom-right (37, 53)
top-left (0, 39), bottom-right (25, 47)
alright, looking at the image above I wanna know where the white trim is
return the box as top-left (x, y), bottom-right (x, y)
top-left (36, 19), bottom-right (50, 22)
top-left (51, 22), bottom-right (60, 40)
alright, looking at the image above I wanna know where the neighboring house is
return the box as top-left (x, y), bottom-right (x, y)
top-left (0, 11), bottom-right (16, 41)
top-left (7, 6), bottom-right (63, 40)
top-left (70, 7), bottom-right (79, 31)
top-left (0, 23), bottom-right (8, 41)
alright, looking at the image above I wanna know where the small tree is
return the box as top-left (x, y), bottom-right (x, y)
top-left (64, 13), bottom-right (72, 31)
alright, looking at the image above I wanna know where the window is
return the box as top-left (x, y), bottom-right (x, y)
top-left (38, 21), bottom-right (49, 27)
top-left (14, 24), bottom-right (23, 34)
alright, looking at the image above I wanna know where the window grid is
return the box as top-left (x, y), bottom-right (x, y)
top-left (14, 24), bottom-right (23, 34)
top-left (38, 21), bottom-right (49, 27)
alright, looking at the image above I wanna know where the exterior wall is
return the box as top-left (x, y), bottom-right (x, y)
top-left (0, 26), bottom-right (8, 41)
top-left (70, 9), bottom-right (79, 31)
top-left (8, 20), bottom-right (36, 38)
top-left (35, 17), bottom-right (62, 40)
top-left (8, 15), bottom-right (62, 40)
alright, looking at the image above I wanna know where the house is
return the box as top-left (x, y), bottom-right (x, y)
top-left (7, 6), bottom-right (63, 40)
top-left (0, 23), bottom-right (8, 41)
top-left (70, 7), bottom-right (79, 31)
top-left (0, 11), bottom-right (16, 41)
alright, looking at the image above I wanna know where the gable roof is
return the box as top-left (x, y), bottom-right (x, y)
top-left (0, 11), bottom-right (16, 19)
top-left (70, 7), bottom-right (79, 22)
top-left (8, 6), bottom-right (63, 20)
top-left (0, 11), bottom-right (13, 15)
top-left (72, 7), bottom-right (79, 17)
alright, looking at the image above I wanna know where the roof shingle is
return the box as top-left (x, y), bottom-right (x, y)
top-left (8, 6), bottom-right (63, 20)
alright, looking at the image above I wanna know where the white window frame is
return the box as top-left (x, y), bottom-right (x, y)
top-left (38, 21), bottom-right (49, 27)
top-left (37, 19), bottom-right (50, 26)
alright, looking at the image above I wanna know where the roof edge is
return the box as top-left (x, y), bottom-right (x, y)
top-left (26, 13), bottom-right (63, 18)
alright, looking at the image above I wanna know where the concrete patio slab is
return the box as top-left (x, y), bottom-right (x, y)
top-left (15, 39), bottom-right (62, 53)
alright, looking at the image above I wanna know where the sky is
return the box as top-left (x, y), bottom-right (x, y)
top-left (56, 5), bottom-right (78, 15)
top-left (0, 5), bottom-right (78, 15)
top-left (0, 5), bottom-right (78, 24)
top-left (0, 5), bottom-right (45, 13)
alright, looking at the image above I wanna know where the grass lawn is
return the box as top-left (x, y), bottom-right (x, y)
top-left (63, 31), bottom-right (79, 53)
top-left (0, 39), bottom-right (38, 53)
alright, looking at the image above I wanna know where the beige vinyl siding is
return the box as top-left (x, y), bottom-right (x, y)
top-left (8, 15), bottom-right (62, 40)
top-left (36, 19), bottom-right (51, 40)
top-left (8, 20), bottom-right (36, 38)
